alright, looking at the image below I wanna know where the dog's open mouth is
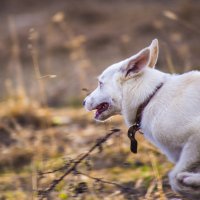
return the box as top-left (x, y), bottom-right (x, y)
top-left (95, 102), bottom-right (109, 118)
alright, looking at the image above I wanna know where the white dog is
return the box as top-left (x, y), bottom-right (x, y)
top-left (83, 39), bottom-right (200, 199)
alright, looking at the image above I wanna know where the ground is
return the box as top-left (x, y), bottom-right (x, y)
top-left (0, 100), bottom-right (185, 200)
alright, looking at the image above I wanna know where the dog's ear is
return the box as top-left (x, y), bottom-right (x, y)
top-left (121, 39), bottom-right (159, 78)
top-left (122, 48), bottom-right (150, 78)
top-left (148, 39), bottom-right (159, 68)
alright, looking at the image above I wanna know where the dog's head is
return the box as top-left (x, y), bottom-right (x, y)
top-left (83, 39), bottom-right (159, 121)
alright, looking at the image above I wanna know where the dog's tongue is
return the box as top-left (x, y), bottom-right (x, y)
top-left (95, 102), bottom-right (109, 117)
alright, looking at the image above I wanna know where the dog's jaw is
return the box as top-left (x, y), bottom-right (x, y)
top-left (94, 107), bottom-right (112, 121)
top-left (85, 97), bottom-right (120, 121)
top-left (95, 105), bottom-right (120, 121)
top-left (94, 102), bottom-right (111, 120)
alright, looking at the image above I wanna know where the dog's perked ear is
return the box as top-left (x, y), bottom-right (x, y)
top-left (122, 48), bottom-right (150, 78)
top-left (121, 39), bottom-right (159, 79)
top-left (148, 39), bottom-right (159, 68)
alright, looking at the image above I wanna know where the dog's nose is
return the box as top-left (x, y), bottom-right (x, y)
top-left (83, 100), bottom-right (86, 106)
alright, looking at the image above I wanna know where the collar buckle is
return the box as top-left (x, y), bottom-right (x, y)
top-left (127, 125), bottom-right (140, 154)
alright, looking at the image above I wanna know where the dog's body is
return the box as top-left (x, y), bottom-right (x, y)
top-left (84, 39), bottom-right (200, 199)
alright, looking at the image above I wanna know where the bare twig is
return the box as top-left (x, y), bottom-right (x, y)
top-left (37, 128), bottom-right (121, 199)
top-left (77, 170), bottom-right (136, 193)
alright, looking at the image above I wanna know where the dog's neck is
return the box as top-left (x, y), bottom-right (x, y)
top-left (121, 68), bottom-right (169, 127)
top-left (134, 82), bottom-right (164, 128)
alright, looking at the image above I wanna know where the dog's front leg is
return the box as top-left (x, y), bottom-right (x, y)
top-left (169, 134), bottom-right (200, 199)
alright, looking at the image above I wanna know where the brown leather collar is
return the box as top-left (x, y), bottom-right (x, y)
top-left (128, 82), bottom-right (164, 154)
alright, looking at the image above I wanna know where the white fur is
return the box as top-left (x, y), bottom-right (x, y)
top-left (84, 39), bottom-right (200, 199)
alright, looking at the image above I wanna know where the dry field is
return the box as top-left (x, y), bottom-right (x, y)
top-left (0, 100), bottom-right (183, 200)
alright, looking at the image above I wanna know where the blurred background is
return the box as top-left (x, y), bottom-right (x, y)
top-left (1, 0), bottom-right (200, 106)
top-left (0, 0), bottom-right (199, 199)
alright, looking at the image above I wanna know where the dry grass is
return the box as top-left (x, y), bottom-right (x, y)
top-left (0, 98), bottom-right (181, 200)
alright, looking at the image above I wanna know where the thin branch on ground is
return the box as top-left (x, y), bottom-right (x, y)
top-left (77, 170), bottom-right (137, 193)
top-left (37, 128), bottom-right (121, 199)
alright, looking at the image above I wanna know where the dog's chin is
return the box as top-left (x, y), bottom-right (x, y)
top-left (94, 113), bottom-right (111, 121)
top-left (94, 110), bottom-right (117, 121)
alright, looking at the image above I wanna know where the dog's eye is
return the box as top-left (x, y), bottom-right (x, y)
top-left (99, 81), bottom-right (103, 88)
